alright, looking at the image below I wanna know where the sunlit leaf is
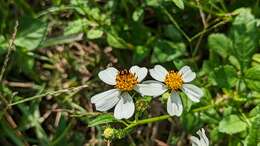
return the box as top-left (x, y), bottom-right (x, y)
top-left (218, 114), bottom-right (247, 134)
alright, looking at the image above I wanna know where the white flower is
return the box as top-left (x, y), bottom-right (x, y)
top-left (190, 128), bottom-right (209, 146)
top-left (140, 65), bottom-right (203, 116)
top-left (91, 65), bottom-right (152, 119)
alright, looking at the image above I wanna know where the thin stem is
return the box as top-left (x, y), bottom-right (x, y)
top-left (0, 21), bottom-right (18, 82)
top-left (125, 115), bottom-right (170, 130)
top-left (190, 18), bottom-right (230, 41)
top-left (161, 7), bottom-right (191, 42)
top-left (8, 85), bottom-right (88, 106)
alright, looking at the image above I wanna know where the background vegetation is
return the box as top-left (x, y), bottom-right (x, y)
top-left (0, 0), bottom-right (259, 145)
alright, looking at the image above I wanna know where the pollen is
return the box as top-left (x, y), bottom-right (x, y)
top-left (164, 70), bottom-right (183, 91)
top-left (115, 70), bottom-right (138, 91)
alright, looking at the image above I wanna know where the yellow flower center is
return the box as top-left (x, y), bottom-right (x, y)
top-left (115, 70), bottom-right (138, 91)
top-left (164, 70), bottom-right (183, 91)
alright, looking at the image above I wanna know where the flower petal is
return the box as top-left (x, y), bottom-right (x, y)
top-left (190, 136), bottom-right (201, 146)
top-left (178, 66), bottom-right (196, 82)
top-left (130, 65), bottom-right (148, 82)
top-left (149, 65), bottom-right (168, 82)
top-left (167, 92), bottom-right (183, 116)
top-left (182, 84), bottom-right (203, 102)
top-left (91, 89), bottom-right (121, 111)
top-left (134, 81), bottom-right (168, 97)
top-left (197, 128), bottom-right (209, 146)
top-left (114, 92), bottom-right (135, 119)
top-left (98, 67), bottom-right (118, 85)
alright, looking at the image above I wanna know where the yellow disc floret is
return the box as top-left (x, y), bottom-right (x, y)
top-left (115, 70), bottom-right (138, 91)
top-left (164, 70), bottom-right (183, 91)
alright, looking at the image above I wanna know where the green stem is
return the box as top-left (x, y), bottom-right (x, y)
top-left (125, 115), bottom-right (171, 130)
top-left (190, 18), bottom-right (230, 41)
top-left (161, 7), bottom-right (191, 42)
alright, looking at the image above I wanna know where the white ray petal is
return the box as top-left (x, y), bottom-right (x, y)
top-left (182, 84), bottom-right (203, 102)
top-left (98, 67), bottom-right (118, 85)
top-left (129, 65), bottom-right (148, 82)
top-left (91, 89), bottom-right (121, 111)
top-left (197, 128), bottom-right (209, 146)
top-left (178, 66), bottom-right (196, 82)
top-left (114, 92), bottom-right (135, 119)
top-left (190, 136), bottom-right (201, 146)
top-left (167, 92), bottom-right (183, 116)
top-left (149, 65), bottom-right (168, 82)
top-left (134, 81), bottom-right (168, 97)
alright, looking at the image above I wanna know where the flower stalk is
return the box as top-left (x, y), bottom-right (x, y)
top-left (125, 115), bottom-right (171, 130)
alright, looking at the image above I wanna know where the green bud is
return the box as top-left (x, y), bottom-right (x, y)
top-left (135, 99), bottom-right (149, 112)
top-left (161, 92), bottom-right (171, 103)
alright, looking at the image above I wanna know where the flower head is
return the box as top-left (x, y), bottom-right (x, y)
top-left (139, 65), bottom-right (203, 116)
top-left (115, 70), bottom-right (138, 91)
top-left (190, 128), bottom-right (209, 146)
top-left (91, 65), bottom-right (153, 119)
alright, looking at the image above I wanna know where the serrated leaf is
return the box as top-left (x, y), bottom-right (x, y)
top-left (218, 115), bottom-right (247, 134)
top-left (172, 0), bottom-right (184, 9)
top-left (211, 65), bottom-right (238, 89)
top-left (87, 29), bottom-right (103, 39)
top-left (245, 67), bottom-right (260, 92)
top-left (244, 115), bottom-right (260, 146)
top-left (15, 17), bottom-right (47, 50)
top-left (208, 33), bottom-right (232, 58)
top-left (88, 114), bottom-right (117, 127)
top-left (229, 8), bottom-right (258, 70)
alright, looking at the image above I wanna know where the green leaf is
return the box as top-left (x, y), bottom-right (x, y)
top-left (64, 19), bottom-right (89, 35)
top-left (132, 46), bottom-right (149, 63)
top-left (252, 53), bottom-right (260, 67)
top-left (88, 114), bottom-right (117, 127)
top-left (208, 33), bottom-right (232, 58)
top-left (245, 67), bottom-right (260, 92)
top-left (151, 40), bottom-right (186, 63)
top-left (15, 17), bottom-right (47, 51)
top-left (40, 33), bottom-right (83, 48)
top-left (218, 114), bottom-right (247, 134)
top-left (87, 29), bottom-right (103, 39)
top-left (145, 0), bottom-right (161, 6)
top-left (244, 115), bottom-right (260, 146)
top-left (172, 0), bottom-right (184, 9)
top-left (229, 8), bottom-right (259, 70)
top-left (106, 32), bottom-right (128, 49)
top-left (211, 65), bottom-right (238, 89)
top-left (249, 105), bottom-right (260, 117)
top-left (132, 8), bottom-right (144, 22)
top-left (0, 36), bottom-right (8, 55)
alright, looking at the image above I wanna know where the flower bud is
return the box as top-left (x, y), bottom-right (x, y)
top-left (103, 127), bottom-right (114, 139)
top-left (136, 99), bottom-right (149, 112)
top-left (161, 92), bottom-right (171, 103)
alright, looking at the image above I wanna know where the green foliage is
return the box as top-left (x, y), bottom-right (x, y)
top-left (15, 17), bottom-right (47, 51)
top-left (88, 114), bottom-right (118, 127)
top-left (245, 67), bottom-right (260, 92)
top-left (0, 0), bottom-right (259, 145)
top-left (218, 114), bottom-right (247, 134)
top-left (172, 0), bottom-right (184, 9)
